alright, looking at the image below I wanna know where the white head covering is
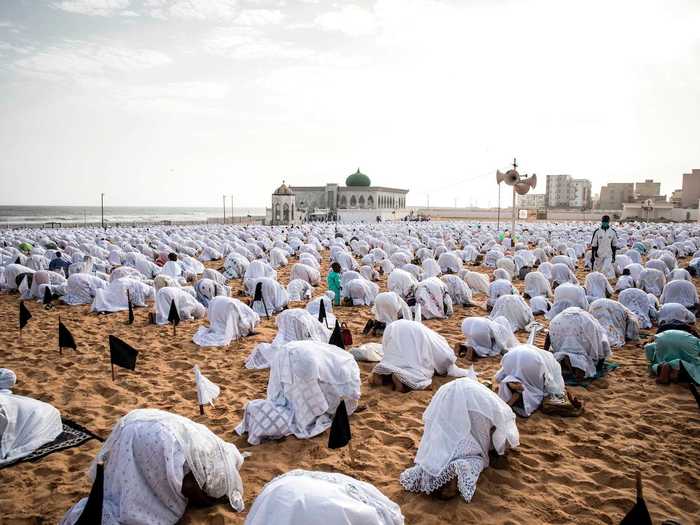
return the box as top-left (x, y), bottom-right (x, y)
top-left (0, 368), bottom-right (17, 391)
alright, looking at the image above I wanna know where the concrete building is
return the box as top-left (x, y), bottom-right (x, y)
top-left (670, 189), bottom-right (683, 207)
top-left (266, 169), bottom-right (409, 225)
top-left (681, 169), bottom-right (700, 208)
top-left (634, 179), bottom-right (661, 200)
top-left (517, 193), bottom-right (546, 209)
top-left (622, 201), bottom-right (697, 221)
top-left (545, 175), bottom-right (592, 208)
top-left (598, 182), bottom-right (634, 209)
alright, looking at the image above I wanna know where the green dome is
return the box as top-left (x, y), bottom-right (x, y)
top-left (346, 168), bottom-right (371, 187)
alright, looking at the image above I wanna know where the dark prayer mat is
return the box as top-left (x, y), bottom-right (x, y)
top-left (1, 418), bottom-right (103, 469)
top-left (564, 361), bottom-right (620, 387)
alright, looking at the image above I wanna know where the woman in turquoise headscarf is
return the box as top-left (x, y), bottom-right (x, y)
top-left (645, 329), bottom-right (700, 384)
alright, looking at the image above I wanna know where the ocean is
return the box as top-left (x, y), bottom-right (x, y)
top-left (0, 206), bottom-right (267, 226)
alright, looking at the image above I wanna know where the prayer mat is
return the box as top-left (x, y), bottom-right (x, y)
top-left (564, 361), bottom-right (620, 387)
top-left (1, 418), bottom-right (103, 469)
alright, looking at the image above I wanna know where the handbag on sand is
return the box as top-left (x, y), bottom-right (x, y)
top-left (341, 322), bottom-right (353, 347)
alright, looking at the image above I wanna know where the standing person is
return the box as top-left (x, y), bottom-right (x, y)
top-left (590, 215), bottom-right (618, 278)
top-left (327, 262), bottom-right (342, 306)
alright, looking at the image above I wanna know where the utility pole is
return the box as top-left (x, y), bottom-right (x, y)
top-left (511, 157), bottom-right (517, 236)
top-left (101, 193), bottom-right (105, 229)
top-left (223, 195), bottom-right (226, 224)
top-left (230, 194), bottom-right (234, 224)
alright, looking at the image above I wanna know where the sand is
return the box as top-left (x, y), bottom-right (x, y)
top-left (1, 257), bottom-right (699, 525)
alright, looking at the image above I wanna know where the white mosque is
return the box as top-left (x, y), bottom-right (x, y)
top-left (266, 168), bottom-right (409, 225)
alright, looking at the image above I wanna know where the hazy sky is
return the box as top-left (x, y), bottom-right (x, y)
top-left (1, 0), bottom-right (698, 208)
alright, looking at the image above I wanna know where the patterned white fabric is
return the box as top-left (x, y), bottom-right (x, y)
top-left (546, 283), bottom-right (589, 320)
top-left (489, 295), bottom-right (533, 331)
top-left (524, 271), bottom-right (551, 298)
top-left (660, 280), bottom-right (698, 308)
top-left (657, 303), bottom-right (696, 326)
top-left (154, 286), bottom-right (206, 325)
top-left (588, 298), bottom-right (640, 348)
top-left (387, 269), bottom-right (418, 300)
top-left (441, 275), bottom-right (473, 306)
top-left (619, 288), bottom-right (656, 329)
top-left (91, 277), bottom-right (154, 313)
top-left (415, 277), bottom-right (453, 319)
top-left (461, 270), bottom-right (490, 295)
top-left (194, 278), bottom-right (230, 308)
top-left (248, 277), bottom-right (289, 316)
top-left (193, 296), bottom-right (260, 347)
top-left (63, 273), bottom-right (108, 305)
top-left (246, 470), bottom-right (404, 525)
top-left (347, 278), bottom-right (379, 306)
top-left (461, 316), bottom-right (518, 357)
top-left (584, 272), bottom-right (613, 301)
top-left (290, 263), bottom-right (320, 286)
top-left (487, 279), bottom-right (516, 308)
top-left (639, 268), bottom-right (666, 297)
top-left (372, 292), bottom-right (412, 324)
top-left (400, 378), bottom-right (519, 503)
top-left (287, 278), bottom-right (313, 301)
top-left (193, 365), bottom-right (220, 406)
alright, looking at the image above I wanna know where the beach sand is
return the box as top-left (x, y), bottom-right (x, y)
top-left (1, 257), bottom-right (699, 525)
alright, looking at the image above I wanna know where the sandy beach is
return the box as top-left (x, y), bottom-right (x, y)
top-left (1, 256), bottom-right (699, 525)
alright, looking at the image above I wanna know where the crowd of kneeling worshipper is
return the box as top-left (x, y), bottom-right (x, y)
top-left (2, 216), bottom-right (699, 524)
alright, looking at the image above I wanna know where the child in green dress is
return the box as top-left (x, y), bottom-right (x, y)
top-left (327, 262), bottom-right (342, 305)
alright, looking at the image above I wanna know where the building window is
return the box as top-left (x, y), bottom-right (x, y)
top-left (359, 195), bottom-right (365, 208)
top-left (283, 203), bottom-right (289, 222)
top-left (350, 195), bottom-right (357, 208)
top-left (340, 195), bottom-right (347, 208)
top-left (274, 203), bottom-right (280, 221)
top-left (367, 195), bottom-right (374, 208)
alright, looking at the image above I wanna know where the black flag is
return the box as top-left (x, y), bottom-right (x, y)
top-left (59, 319), bottom-right (77, 351)
top-left (75, 462), bottom-right (104, 525)
top-left (167, 299), bottom-right (180, 326)
top-left (19, 300), bottom-right (32, 330)
top-left (620, 473), bottom-right (652, 525)
top-left (329, 320), bottom-right (345, 350)
top-left (318, 299), bottom-right (328, 327)
top-left (15, 256), bottom-right (21, 264)
top-left (253, 281), bottom-right (269, 319)
top-left (109, 335), bottom-right (138, 371)
top-left (43, 286), bottom-right (53, 308)
top-left (126, 290), bottom-right (134, 325)
top-left (328, 399), bottom-right (351, 449)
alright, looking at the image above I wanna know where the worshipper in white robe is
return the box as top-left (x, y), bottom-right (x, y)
top-left (161, 253), bottom-right (184, 279)
top-left (399, 377), bottom-right (519, 503)
top-left (346, 278), bottom-right (379, 306)
top-left (486, 278), bottom-right (517, 309)
top-left (657, 303), bottom-right (696, 327)
top-left (546, 283), bottom-right (589, 320)
top-left (549, 262), bottom-right (578, 288)
top-left (371, 320), bottom-right (469, 391)
top-left (369, 292), bottom-right (412, 334)
top-left (153, 274), bottom-right (181, 292)
top-left (438, 252), bottom-right (462, 274)
top-left (333, 250), bottom-right (357, 272)
top-left (286, 278), bottom-right (313, 301)
top-left (154, 286), bottom-right (206, 325)
top-left (110, 265), bottom-right (147, 282)
top-left (523, 271), bottom-right (551, 299)
top-left (669, 268), bottom-right (692, 282)
top-left (194, 278), bottom-right (230, 308)
top-left (269, 247), bottom-right (288, 269)
top-left (459, 316), bottom-right (518, 358)
top-left (63, 273), bottom-right (108, 305)
top-left (615, 269), bottom-right (636, 292)
top-left (495, 344), bottom-right (568, 417)
top-left (223, 252), bottom-right (250, 279)
top-left (237, 341), bottom-right (361, 445)
top-left (537, 261), bottom-right (553, 281)
top-left (441, 274), bottom-right (474, 306)
top-left (461, 270), bottom-right (490, 295)
top-left (421, 258), bottom-right (442, 279)
top-left (401, 263), bottom-right (424, 281)
top-left (489, 294), bottom-right (534, 331)
top-left (26, 269), bottom-right (66, 299)
top-left (248, 277), bottom-right (289, 316)
top-left (91, 277), bottom-right (155, 313)
top-left (415, 277), bottom-right (454, 319)
top-left (0, 369), bottom-right (63, 467)
top-left (306, 293), bottom-right (337, 328)
top-left (299, 252), bottom-right (320, 269)
top-left (588, 299), bottom-right (639, 348)
top-left (619, 288), bottom-right (657, 329)
top-left (493, 268), bottom-right (512, 282)
top-left (60, 409), bottom-right (245, 525)
top-left (660, 279), bottom-right (699, 310)
top-left (387, 268), bottom-right (418, 301)
top-left (193, 296), bottom-right (260, 347)
top-left (647, 258), bottom-right (670, 277)
top-left (639, 268), bottom-right (666, 297)
top-left (202, 268), bottom-right (227, 286)
top-left (2, 263), bottom-right (35, 292)
top-left (245, 309), bottom-right (331, 369)
top-left (548, 307), bottom-right (612, 380)
top-left (584, 271), bottom-right (613, 301)
top-left (245, 470), bottom-right (404, 525)
top-left (529, 295), bottom-right (552, 315)
top-left (496, 257), bottom-right (516, 278)
top-left (359, 264), bottom-right (380, 282)
top-left (290, 263), bottom-right (321, 286)
top-left (244, 260), bottom-right (277, 294)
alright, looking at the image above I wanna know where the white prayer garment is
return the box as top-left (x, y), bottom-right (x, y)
top-left (244, 260), bottom-right (277, 294)
top-left (373, 292), bottom-right (412, 324)
top-left (154, 286), bottom-right (206, 325)
top-left (619, 288), bottom-right (656, 329)
top-left (0, 369), bottom-right (63, 467)
top-left (359, 264), bottom-right (379, 282)
top-left (639, 268), bottom-right (666, 297)
top-left (461, 316), bottom-right (518, 357)
top-left (615, 275), bottom-right (635, 292)
top-left (493, 268), bottom-right (512, 282)
top-left (63, 273), bottom-right (108, 305)
top-left (495, 344), bottom-right (567, 417)
top-left (346, 278), bottom-right (379, 306)
top-left (248, 277), bottom-right (289, 316)
top-left (202, 268), bottom-right (227, 286)
top-left (657, 303), bottom-right (696, 326)
top-left (489, 295), bottom-right (534, 331)
top-left (91, 277), bottom-right (154, 313)
top-left (529, 296), bottom-right (552, 315)
top-left (306, 294), bottom-right (336, 328)
top-left (193, 365), bottom-right (220, 406)
top-left (415, 277), bottom-right (454, 319)
top-left (537, 262), bottom-right (553, 281)
top-left (660, 280), bottom-right (698, 309)
top-left (399, 377), bottom-right (519, 503)
top-left (236, 341), bottom-right (361, 445)
top-left (27, 270), bottom-right (66, 299)
top-left (286, 278), bottom-right (313, 301)
top-left (60, 409), bottom-right (245, 525)
top-left (194, 278), bottom-right (230, 308)
top-left (523, 271), bottom-right (551, 299)
top-left (333, 251), bottom-right (357, 272)
top-left (193, 296), bottom-right (260, 347)
top-left (487, 279), bottom-right (517, 308)
top-left (625, 263), bottom-right (644, 285)
top-left (290, 263), bottom-right (321, 286)
top-left (546, 283), bottom-right (589, 320)
top-left (269, 248), bottom-right (288, 269)
top-left (441, 275), bottom-right (473, 306)
top-left (245, 309), bottom-right (331, 369)
top-left (438, 252), bottom-right (462, 274)
top-left (372, 320), bottom-right (469, 390)
top-left (496, 257), bottom-right (516, 277)
top-left (647, 259), bottom-right (669, 276)
top-left (2, 264), bottom-right (35, 291)
top-left (462, 270), bottom-right (490, 295)
top-left (223, 253), bottom-right (250, 279)
top-left (161, 259), bottom-right (183, 278)
top-left (584, 272), bottom-right (613, 301)
top-left (245, 470), bottom-right (405, 525)
top-left (550, 263), bottom-right (578, 286)
top-left (548, 307), bottom-right (612, 378)
top-left (669, 268), bottom-right (692, 282)
top-left (350, 342), bottom-right (384, 362)
top-left (387, 269), bottom-right (418, 300)
top-left (153, 274), bottom-right (181, 292)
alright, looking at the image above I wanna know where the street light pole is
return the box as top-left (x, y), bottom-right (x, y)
top-left (223, 195), bottom-right (226, 224)
top-left (101, 193), bottom-right (105, 229)
top-left (230, 194), bottom-right (234, 224)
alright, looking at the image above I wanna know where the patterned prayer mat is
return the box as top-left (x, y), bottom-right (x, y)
top-left (1, 418), bottom-right (103, 469)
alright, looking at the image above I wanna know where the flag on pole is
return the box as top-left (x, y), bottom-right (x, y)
top-left (59, 318), bottom-right (77, 352)
top-left (18, 275), bottom-right (30, 297)
top-left (75, 462), bottom-right (104, 525)
top-left (620, 472), bottom-right (652, 525)
top-left (19, 300), bottom-right (32, 330)
top-left (329, 320), bottom-right (345, 349)
top-left (43, 286), bottom-right (54, 308)
top-left (318, 298), bottom-right (328, 326)
top-left (328, 399), bottom-right (351, 449)
top-left (193, 365), bottom-right (220, 410)
top-left (109, 335), bottom-right (138, 371)
top-left (167, 299), bottom-right (180, 326)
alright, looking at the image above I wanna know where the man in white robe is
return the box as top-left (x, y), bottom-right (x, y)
top-left (193, 278), bottom-right (230, 308)
top-left (154, 287), bottom-right (206, 325)
top-left (346, 278), bottom-right (379, 306)
top-left (290, 263), bottom-right (320, 286)
top-left (63, 273), bottom-right (108, 305)
top-left (91, 277), bottom-right (154, 313)
top-left (193, 296), bottom-right (260, 347)
top-left (489, 295), bottom-right (534, 331)
top-left (459, 316), bottom-right (518, 358)
top-left (639, 268), bottom-right (666, 297)
top-left (584, 272), bottom-right (613, 301)
top-left (236, 341), bottom-right (360, 445)
top-left (441, 275), bottom-right (473, 306)
top-left (523, 271), bottom-right (551, 299)
top-left (367, 292), bottom-right (412, 335)
top-left (387, 268), bottom-right (418, 301)
top-left (486, 278), bottom-right (517, 309)
top-left (588, 298), bottom-right (640, 348)
top-left (0, 369), bottom-right (63, 467)
top-left (546, 283), bottom-right (589, 320)
top-left (286, 278), bottom-right (313, 301)
top-left (619, 288), bottom-right (656, 329)
top-left (248, 277), bottom-right (288, 316)
top-left (415, 277), bottom-right (454, 319)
